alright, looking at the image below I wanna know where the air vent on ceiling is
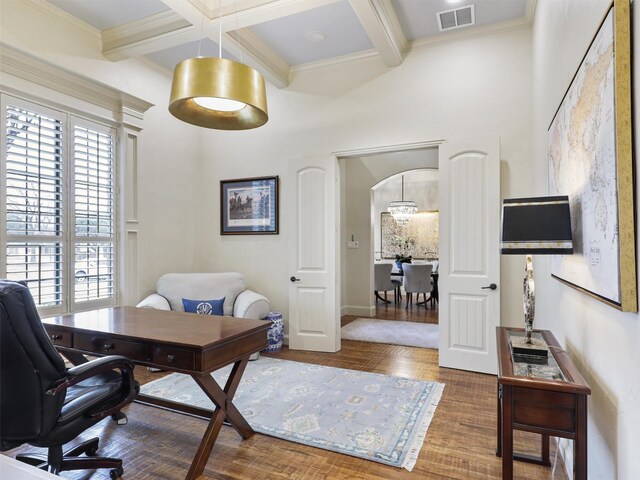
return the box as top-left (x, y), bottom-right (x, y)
top-left (437, 5), bottom-right (476, 32)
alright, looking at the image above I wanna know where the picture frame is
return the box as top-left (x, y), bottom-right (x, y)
top-left (220, 176), bottom-right (279, 235)
top-left (547, 1), bottom-right (636, 311)
top-left (381, 211), bottom-right (439, 260)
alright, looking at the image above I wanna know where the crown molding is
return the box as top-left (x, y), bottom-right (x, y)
top-left (102, 10), bottom-right (193, 59)
top-left (19, 0), bottom-right (101, 39)
top-left (409, 6), bottom-right (535, 52)
top-left (290, 48), bottom-right (381, 76)
top-left (0, 45), bottom-right (153, 128)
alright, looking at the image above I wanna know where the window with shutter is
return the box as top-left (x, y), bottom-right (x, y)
top-left (2, 96), bottom-right (118, 313)
top-left (73, 125), bottom-right (115, 304)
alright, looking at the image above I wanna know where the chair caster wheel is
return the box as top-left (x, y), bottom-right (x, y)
top-left (110, 466), bottom-right (124, 479)
top-left (112, 412), bottom-right (128, 425)
top-left (85, 446), bottom-right (98, 456)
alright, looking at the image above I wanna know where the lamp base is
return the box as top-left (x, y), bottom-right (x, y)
top-left (510, 336), bottom-right (549, 358)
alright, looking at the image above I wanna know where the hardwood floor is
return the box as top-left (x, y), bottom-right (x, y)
top-left (357, 299), bottom-right (439, 325)
top-left (5, 339), bottom-right (568, 480)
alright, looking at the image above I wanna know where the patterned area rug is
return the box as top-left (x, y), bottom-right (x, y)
top-left (342, 318), bottom-right (439, 349)
top-left (140, 357), bottom-right (444, 471)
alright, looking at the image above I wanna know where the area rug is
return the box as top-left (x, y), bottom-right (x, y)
top-left (140, 357), bottom-right (444, 471)
top-left (341, 318), bottom-right (439, 349)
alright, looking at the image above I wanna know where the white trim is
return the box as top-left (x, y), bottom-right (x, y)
top-left (0, 45), bottom-right (153, 127)
top-left (342, 305), bottom-right (376, 317)
top-left (348, 0), bottom-right (406, 67)
top-left (290, 49), bottom-right (381, 76)
top-left (409, 5), bottom-right (535, 53)
top-left (20, 0), bottom-right (101, 39)
top-left (334, 140), bottom-right (444, 158)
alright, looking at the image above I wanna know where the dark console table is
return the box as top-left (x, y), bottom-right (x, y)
top-left (496, 327), bottom-right (591, 479)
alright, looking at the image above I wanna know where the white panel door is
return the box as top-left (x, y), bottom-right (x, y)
top-left (438, 138), bottom-right (500, 374)
top-left (288, 156), bottom-right (340, 352)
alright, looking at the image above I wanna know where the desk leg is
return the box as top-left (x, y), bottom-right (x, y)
top-left (185, 358), bottom-right (253, 480)
top-left (501, 385), bottom-right (513, 480)
top-left (541, 434), bottom-right (550, 464)
top-left (575, 394), bottom-right (588, 480)
top-left (496, 383), bottom-right (502, 457)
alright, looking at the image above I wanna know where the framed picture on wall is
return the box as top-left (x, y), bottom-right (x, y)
top-left (220, 176), bottom-right (279, 235)
top-left (548, 1), bottom-right (636, 311)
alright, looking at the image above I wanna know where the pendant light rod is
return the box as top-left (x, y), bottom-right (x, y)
top-left (218, 0), bottom-right (222, 58)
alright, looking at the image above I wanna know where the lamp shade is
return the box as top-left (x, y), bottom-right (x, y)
top-left (169, 57), bottom-right (268, 130)
top-left (501, 196), bottom-right (573, 254)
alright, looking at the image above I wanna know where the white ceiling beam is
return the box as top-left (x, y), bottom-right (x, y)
top-left (102, 11), bottom-right (196, 60)
top-left (221, 29), bottom-right (291, 88)
top-left (348, 0), bottom-right (406, 68)
top-left (102, 0), bottom-right (340, 60)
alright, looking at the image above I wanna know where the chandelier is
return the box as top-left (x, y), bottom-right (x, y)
top-left (388, 175), bottom-right (417, 226)
top-left (168, 0), bottom-right (268, 130)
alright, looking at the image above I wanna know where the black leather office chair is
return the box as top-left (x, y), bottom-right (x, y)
top-left (0, 280), bottom-right (138, 478)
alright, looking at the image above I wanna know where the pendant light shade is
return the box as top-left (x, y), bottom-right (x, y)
top-left (388, 175), bottom-right (417, 226)
top-left (169, 57), bottom-right (268, 130)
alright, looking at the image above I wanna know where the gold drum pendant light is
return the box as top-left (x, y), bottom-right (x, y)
top-left (168, 0), bottom-right (268, 130)
top-left (169, 57), bottom-right (268, 130)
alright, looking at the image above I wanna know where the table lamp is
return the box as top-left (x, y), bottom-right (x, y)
top-left (501, 196), bottom-right (573, 357)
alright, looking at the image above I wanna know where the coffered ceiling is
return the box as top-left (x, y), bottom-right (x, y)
top-left (45, 0), bottom-right (535, 88)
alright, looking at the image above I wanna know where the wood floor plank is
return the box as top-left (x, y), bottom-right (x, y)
top-left (4, 311), bottom-right (567, 479)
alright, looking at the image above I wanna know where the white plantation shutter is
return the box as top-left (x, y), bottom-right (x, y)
top-left (4, 104), bottom-right (65, 308)
top-left (72, 124), bottom-right (116, 304)
top-left (2, 95), bottom-right (118, 312)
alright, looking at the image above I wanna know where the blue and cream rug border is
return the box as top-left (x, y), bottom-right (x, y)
top-left (140, 357), bottom-right (444, 471)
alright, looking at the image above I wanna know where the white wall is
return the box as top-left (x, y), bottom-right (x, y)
top-left (0, 1), bottom-right (202, 299)
top-left (532, 1), bottom-right (640, 478)
top-left (1, 1), bottom-right (534, 336)
top-left (196, 26), bottom-right (534, 330)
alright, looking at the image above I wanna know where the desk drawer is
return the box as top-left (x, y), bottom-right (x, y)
top-left (75, 333), bottom-right (149, 361)
top-left (47, 327), bottom-right (72, 348)
top-left (153, 346), bottom-right (195, 370)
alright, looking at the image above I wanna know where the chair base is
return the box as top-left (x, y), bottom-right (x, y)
top-left (16, 437), bottom-right (124, 478)
top-left (405, 292), bottom-right (433, 309)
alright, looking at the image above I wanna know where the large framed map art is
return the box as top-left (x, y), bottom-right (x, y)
top-left (548, 1), bottom-right (636, 311)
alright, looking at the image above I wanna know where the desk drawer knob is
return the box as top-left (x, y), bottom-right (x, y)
top-left (51, 334), bottom-right (62, 341)
top-left (103, 343), bottom-right (115, 351)
top-left (167, 354), bottom-right (176, 363)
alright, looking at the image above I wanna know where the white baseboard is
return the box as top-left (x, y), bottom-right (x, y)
top-left (341, 305), bottom-right (375, 317)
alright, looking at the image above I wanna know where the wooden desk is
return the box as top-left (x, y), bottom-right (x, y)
top-left (42, 307), bottom-right (270, 480)
top-left (496, 327), bottom-right (591, 480)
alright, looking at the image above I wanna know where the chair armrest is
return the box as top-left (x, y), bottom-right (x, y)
top-left (136, 293), bottom-right (171, 310)
top-left (233, 289), bottom-right (270, 319)
top-left (65, 355), bottom-right (135, 381)
top-left (48, 356), bottom-right (137, 419)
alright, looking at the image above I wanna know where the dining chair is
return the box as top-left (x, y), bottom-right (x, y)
top-left (374, 263), bottom-right (397, 305)
top-left (402, 264), bottom-right (434, 309)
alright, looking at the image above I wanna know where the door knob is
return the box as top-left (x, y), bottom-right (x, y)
top-left (482, 283), bottom-right (497, 290)
top-left (290, 276), bottom-right (301, 282)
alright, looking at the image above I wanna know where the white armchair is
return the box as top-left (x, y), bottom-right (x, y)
top-left (137, 273), bottom-right (271, 360)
